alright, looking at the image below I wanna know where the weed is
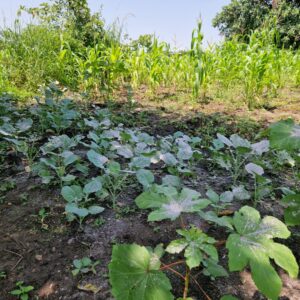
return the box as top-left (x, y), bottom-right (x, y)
top-left (10, 281), bottom-right (34, 300)
top-left (72, 257), bottom-right (100, 276)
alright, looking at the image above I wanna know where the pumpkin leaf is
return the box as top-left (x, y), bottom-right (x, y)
top-left (269, 119), bottom-right (300, 151)
top-left (109, 244), bottom-right (174, 300)
top-left (226, 206), bottom-right (298, 300)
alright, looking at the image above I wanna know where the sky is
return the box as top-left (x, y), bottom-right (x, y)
top-left (0, 0), bottom-right (231, 49)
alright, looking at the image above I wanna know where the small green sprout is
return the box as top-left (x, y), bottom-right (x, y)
top-left (38, 208), bottom-right (49, 229)
top-left (0, 271), bottom-right (6, 279)
top-left (72, 257), bottom-right (100, 276)
top-left (10, 281), bottom-right (34, 300)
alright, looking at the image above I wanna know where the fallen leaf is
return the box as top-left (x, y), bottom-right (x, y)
top-left (38, 281), bottom-right (56, 298)
top-left (77, 283), bottom-right (101, 294)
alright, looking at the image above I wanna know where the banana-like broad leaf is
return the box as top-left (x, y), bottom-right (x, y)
top-left (109, 244), bottom-right (174, 300)
top-left (226, 206), bottom-right (298, 300)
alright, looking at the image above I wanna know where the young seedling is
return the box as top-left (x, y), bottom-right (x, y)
top-left (198, 187), bottom-right (249, 229)
top-left (4, 138), bottom-right (39, 171)
top-left (10, 281), bottom-right (34, 300)
top-left (100, 161), bottom-right (132, 210)
top-left (166, 227), bottom-right (227, 298)
top-left (38, 208), bottom-right (49, 230)
top-left (0, 271), bottom-right (6, 279)
top-left (245, 163), bottom-right (272, 206)
top-left (92, 217), bottom-right (106, 227)
top-left (61, 178), bottom-right (105, 228)
top-left (72, 257), bottom-right (100, 276)
top-left (35, 134), bottom-right (84, 186)
top-left (212, 133), bottom-right (269, 185)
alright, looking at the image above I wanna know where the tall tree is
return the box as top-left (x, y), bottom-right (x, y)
top-left (213, 0), bottom-right (300, 48)
top-left (19, 0), bottom-right (106, 46)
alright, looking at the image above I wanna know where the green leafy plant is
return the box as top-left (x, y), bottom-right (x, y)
top-left (61, 178), bottom-right (105, 227)
top-left (226, 206), bottom-right (298, 300)
top-left (269, 119), bottom-right (300, 151)
top-left (10, 281), bottom-right (34, 300)
top-left (135, 185), bottom-right (210, 222)
top-left (35, 134), bottom-right (85, 185)
top-left (109, 228), bottom-right (227, 300)
top-left (282, 193), bottom-right (300, 226)
top-left (212, 133), bottom-right (269, 185)
top-left (0, 271), bottom-right (6, 279)
top-left (100, 161), bottom-right (132, 209)
top-left (31, 91), bottom-right (81, 134)
top-left (38, 208), bottom-right (49, 230)
top-left (198, 186), bottom-right (250, 229)
top-left (166, 227), bottom-right (227, 282)
top-left (72, 257), bottom-right (100, 276)
top-left (0, 117), bottom-right (33, 136)
top-left (245, 163), bottom-right (272, 205)
top-left (4, 137), bottom-right (38, 170)
top-left (109, 244), bottom-right (174, 300)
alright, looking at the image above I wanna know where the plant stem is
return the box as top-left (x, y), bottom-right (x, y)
top-left (162, 265), bottom-right (185, 281)
top-left (183, 267), bottom-right (190, 299)
top-left (160, 260), bottom-right (185, 271)
top-left (254, 176), bottom-right (258, 207)
top-left (180, 215), bottom-right (186, 229)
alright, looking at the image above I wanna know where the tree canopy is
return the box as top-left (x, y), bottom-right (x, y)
top-left (19, 0), bottom-right (106, 46)
top-left (213, 0), bottom-right (300, 48)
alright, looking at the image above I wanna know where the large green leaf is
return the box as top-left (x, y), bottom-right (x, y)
top-left (135, 186), bottom-right (210, 221)
top-left (109, 244), bottom-right (174, 300)
top-left (83, 177), bottom-right (102, 195)
top-left (226, 206), bottom-right (298, 300)
top-left (136, 169), bottom-right (154, 188)
top-left (269, 119), bottom-right (300, 151)
top-left (61, 185), bottom-right (83, 202)
top-left (87, 150), bottom-right (108, 168)
top-left (282, 193), bottom-right (300, 225)
top-left (16, 118), bottom-right (33, 132)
